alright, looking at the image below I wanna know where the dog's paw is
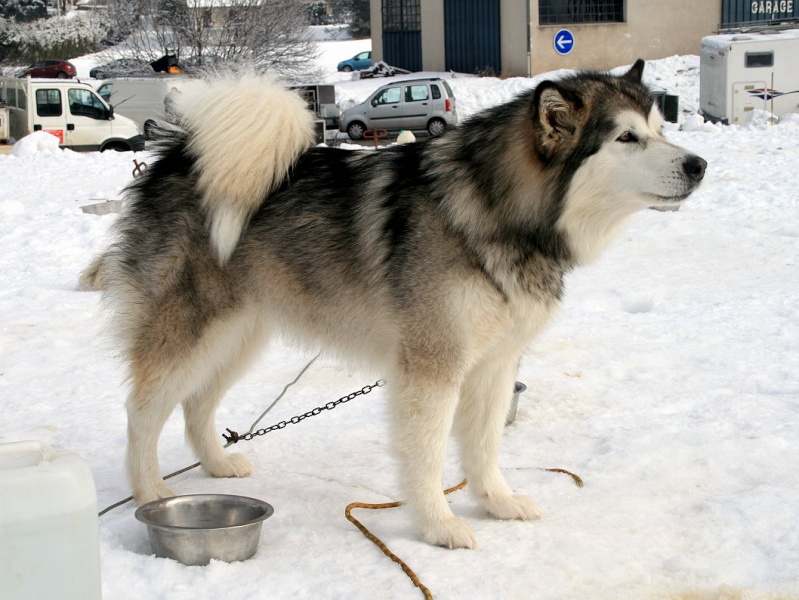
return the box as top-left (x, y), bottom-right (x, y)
top-left (484, 493), bottom-right (542, 521)
top-left (134, 480), bottom-right (177, 505)
top-left (203, 452), bottom-right (253, 478)
top-left (422, 517), bottom-right (477, 549)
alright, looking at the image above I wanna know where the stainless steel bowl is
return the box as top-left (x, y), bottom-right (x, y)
top-left (135, 494), bottom-right (274, 566)
top-left (505, 381), bottom-right (527, 426)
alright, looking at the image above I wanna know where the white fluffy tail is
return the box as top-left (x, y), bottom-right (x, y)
top-left (177, 74), bottom-right (316, 264)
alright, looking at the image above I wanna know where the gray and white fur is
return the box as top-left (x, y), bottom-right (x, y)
top-left (95, 61), bottom-right (706, 549)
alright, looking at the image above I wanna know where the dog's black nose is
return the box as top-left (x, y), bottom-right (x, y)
top-left (684, 155), bottom-right (707, 183)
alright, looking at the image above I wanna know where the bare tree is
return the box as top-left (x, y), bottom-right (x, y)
top-left (102, 0), bottom-right (322, 82)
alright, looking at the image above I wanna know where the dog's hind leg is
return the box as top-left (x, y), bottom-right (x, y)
top-left (182, 383), bottom-right (252, 480)
top-left (454, 356), bottom-right (541, 522)
top-left (126, 380), bottom-right (183, 503)
top-left (182, 318), bottom-right (269, 479)
top-left (391, 370), bottom-right (477, 549)
top-left (126, 303), bottom-right (268, 504)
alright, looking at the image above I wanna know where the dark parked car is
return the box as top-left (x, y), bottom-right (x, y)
top-left (90, 58), bottom-right (155, 79)
top-left (337, 51), bottom-right (372, 72)
top-left (21, 59), bottom-right (76, 79)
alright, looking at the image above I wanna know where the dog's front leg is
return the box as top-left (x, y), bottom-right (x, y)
top-left (391, 375), bottom-right (477, 549)
top-left (455, 357), bottom-right (542, 522)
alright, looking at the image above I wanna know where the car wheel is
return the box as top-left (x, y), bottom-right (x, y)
top-left (343, 65), bottom-right (353, 72)
top-left (144, 120), bottom-right (157, 140)
top-left (347, 121), bottom-right (366, 140)
top-left (57, 71), bottom-right (68, 79)
top-left (101, 143), bottom-right (130, 152)
top-left (427, 118), bottom-right (446, 137)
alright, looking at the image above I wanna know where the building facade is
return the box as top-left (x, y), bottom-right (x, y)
top-left (370, 0), bottom-right (799, 75)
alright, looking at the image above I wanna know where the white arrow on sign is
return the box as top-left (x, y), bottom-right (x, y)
top-left (556, 34), bottom-right (573, 51)
top-left (553, 29), bottom-right (575, 55)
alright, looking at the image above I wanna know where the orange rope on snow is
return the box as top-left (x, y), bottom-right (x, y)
top-left (345, 469), bottom-right (584, 598)
top-left (345, 480), bottom-right (468, 600)
top-left (542, 468), bottom-right (584, 487)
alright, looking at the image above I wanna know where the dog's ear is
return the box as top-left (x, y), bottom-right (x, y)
top-left (622, 59), bottom-right (645, 83)
top-left (533, 81), bottom-right (582, 159)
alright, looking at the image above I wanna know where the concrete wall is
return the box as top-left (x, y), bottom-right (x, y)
top-left (526, 0), bottom-right (721, 75)
top-left (370, 0), bottom-right (721, 76)
top-left (421, 1), bottom-right (445, 70)
top-left (501, 0), bottom-right (532, 76)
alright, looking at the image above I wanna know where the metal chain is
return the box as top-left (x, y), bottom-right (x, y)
top-left (98, 378), bottom-right (387, 517)
top-left (223, 379), bottom-right (386, 445)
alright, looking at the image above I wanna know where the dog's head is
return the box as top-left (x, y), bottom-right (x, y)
top-left (531, 60), bottom-right (707, 263)
top-left (533, 59), bottom-right (706, 206)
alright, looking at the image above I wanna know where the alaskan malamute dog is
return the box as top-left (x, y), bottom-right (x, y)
top-left (98, 60), bottom-right (705, 549)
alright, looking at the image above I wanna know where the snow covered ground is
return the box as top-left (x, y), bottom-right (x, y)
top-left (2, 38), bottom-right (799, 600)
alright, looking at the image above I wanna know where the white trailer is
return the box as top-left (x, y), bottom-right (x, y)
top-left (700, 28), bottom-right (799, 125)
top-left (0, 76), bottom-right (144, 151)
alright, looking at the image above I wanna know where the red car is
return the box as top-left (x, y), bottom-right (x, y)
top-left (21, 59), bottom-right (77, 79)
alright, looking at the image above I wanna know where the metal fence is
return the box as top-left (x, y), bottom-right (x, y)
top-left (539, 0), bottom-right (624, 25)
top-left (382, 0), bottom-right (421, 32)
top-left (721, 0), bottom-right (799, 30)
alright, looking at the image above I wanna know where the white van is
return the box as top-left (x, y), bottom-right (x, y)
top-left (0, 76), bottom-right (144, 151)
top-left (700, 29), bottom-right (799, 125)
top-left (97, 77), bottom-right (190, 139)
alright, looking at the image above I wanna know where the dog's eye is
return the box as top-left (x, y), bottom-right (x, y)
top-left (617, 132), bottom-right (638, 143)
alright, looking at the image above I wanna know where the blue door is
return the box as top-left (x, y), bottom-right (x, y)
top-left (445, 0), bottom-right (501, 74)
top-left (382, 0), bottom-right (422, 72)
top-left (383, 31), bottom-right (422, 72)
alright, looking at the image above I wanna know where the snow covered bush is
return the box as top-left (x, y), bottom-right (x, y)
top-left (0, 13), bottom-right (113, 65)
top-left (0, 0), bottom-right (46, 23)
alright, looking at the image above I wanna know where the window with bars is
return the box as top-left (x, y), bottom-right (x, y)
top-left (539, 0), bottom-right (624, 25)
top-left (382, 0), bottom-right (421, 32)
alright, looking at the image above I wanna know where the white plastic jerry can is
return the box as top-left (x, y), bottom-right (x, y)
top-left (0, 441), bottom-right (102, 600)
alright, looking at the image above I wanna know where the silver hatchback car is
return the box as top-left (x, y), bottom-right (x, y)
top-left (339, 77), bottom-right (457, 140)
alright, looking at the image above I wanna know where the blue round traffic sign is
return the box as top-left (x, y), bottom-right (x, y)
top-left (554, 29), bottom-right (575, 55)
